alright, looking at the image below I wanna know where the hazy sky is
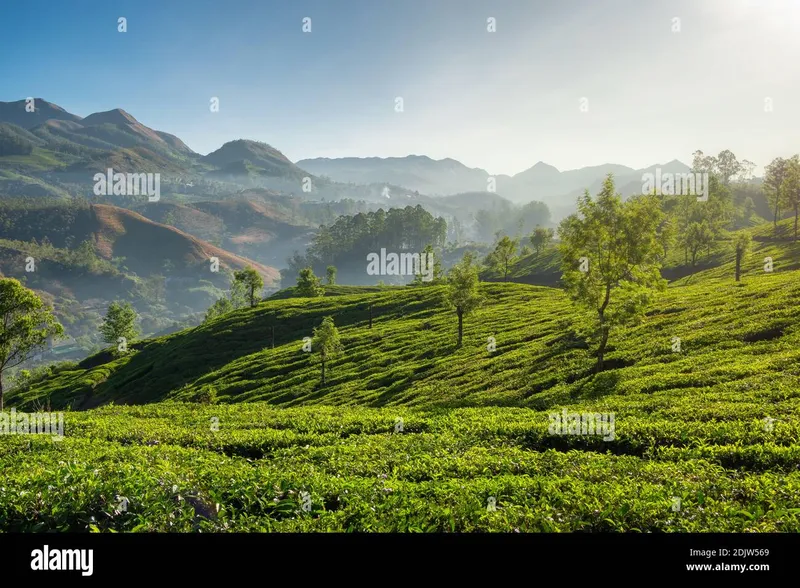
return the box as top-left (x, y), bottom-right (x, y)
top-left (1, 0), bottom-right (799, 176)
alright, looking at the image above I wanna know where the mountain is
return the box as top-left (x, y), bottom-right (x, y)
top-left (297, 155), bottom-right (489, 196)
top-left (0, 98), bottom-right (82, 129)
top-left (205, 140), bottom-right (308, 181)
top-left (295, 155), bottom-right (671, 214)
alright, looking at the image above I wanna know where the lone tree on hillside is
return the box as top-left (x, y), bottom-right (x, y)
top-left (487, 235), bottom-right (519, 282)
top-left (764, 157), bottom-right (788, 230)
top-left (234, 267), bottom-right (263, 307)
top-left (559, 175), bottom-right (665, 373)
top-left (530, 226), bottom-right (554, 256)
top-left (311, 316), bottom-right (344, 385)
top-left (733, 232), bottom-right (752, 282)
top-left (784, 155), bottom-right (800, 241)
top-left (447, 251), bottom-right (483, 347)
top-left (412, 244), bottom-right (444, 285)
top-left (296, 267), bottom-right (324, 297)
top-left (100, 301), bottom-right (139, 353)
top-left (326, 265), bottom-right (337, 286)
top-left (0, 279), bottom-right (64, 410)
top-left (205, 271), bottom-right (249, 323)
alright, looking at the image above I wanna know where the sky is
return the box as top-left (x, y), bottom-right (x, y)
top-left (1, 0), bottom-right (799, 176)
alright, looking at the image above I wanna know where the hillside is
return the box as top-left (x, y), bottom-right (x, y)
top-left (5, 267), bottom-right (800, 532)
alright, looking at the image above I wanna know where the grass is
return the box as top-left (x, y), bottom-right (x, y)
top-left (3, 222), bottom-right (800, 532)
top-left (2, 404), bottom-right (799, 532)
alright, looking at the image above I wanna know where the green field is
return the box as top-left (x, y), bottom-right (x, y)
top-left (3, 233), bottom-right (800, 532)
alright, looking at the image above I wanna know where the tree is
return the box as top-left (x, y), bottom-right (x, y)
top-left (311, 316), bottom-right (344, 385)
top-left (764, 157), bottom-right (788, 229)
top-left (205, 297), bottom-right (234, 322)
top-left (715, 149), bottom-right (743, 186)
top-left (412, 245), bottom-right (444, 285)
top-left (742, 196), bottom-right (755, 224)
top-left (447, 251), bottom-right (483, 347)
top-left (325, 265), bottom-right (337, 286)
top-left (487, 235), bottom-right (519, 281)
top-left (233, 267), bottom-right (263, 308)
top-left (530, 226), bottom-right (554, 256)
top-left (683, 220), bottom-right (714, 267)
top-left (783, 155), bottom-right (800, 241)
top-left (100, 301), bottom-right (139, 351)
top-left (733, 233), bottom-right (752, 282)
top-left (0, 279), bottom-right (64, 409)
top-left (296, 268), bottom-right (325, 297)
top-left (658, 217), bottom-right (676, 260)
top-left (558, 175), bottom-right (665, 372)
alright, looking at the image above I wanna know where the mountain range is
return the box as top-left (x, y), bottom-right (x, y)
top-left (0, 98), bottom-right (697, 216)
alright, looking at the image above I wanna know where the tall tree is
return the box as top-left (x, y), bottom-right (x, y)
top-left (559, 175), bottom-right (665, 372)
top-left (233, 267), bottom-right (264, 308)
top-left (100, 301), bottom-right (139, 351)
top-left (715, 150), bottom-right (742, 186)
top-left (683, 220), bottom-right (714, 266)
top-left (0, 279), bottom-right (64, 410)
top-left (784, 155), bottom-right (800, 241)
top-left (764, 157), bottom-right (788, 229)
top-left (311, 316), bottom-right (344, 385)
top-left (325, 265), bottom-right (337, 286)
top-left (296, 268), bottom-right (325, 297)
top-left (487, 235), bottom-right (519, 281)
top-left (530, 226), bottom-right (554, 256)
top-left (733, 232), bottom-right (752, 282)
top-left (658, 217), bottom-right (677, 260)
top-left (447, 251), bottom-right (484, 347)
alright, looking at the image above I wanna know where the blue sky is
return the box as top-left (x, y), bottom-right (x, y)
top-left (1, 0), bottom-right (799, 175)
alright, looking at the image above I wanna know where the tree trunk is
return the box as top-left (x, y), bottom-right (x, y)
top-left (271, 325), bottom-right (275, 349)
top-left (369, 304), bottom-right (373, 328)
top-left (735, 251), bottom-right (742, 282)
top-left (774, 191), bottom-right (779, 228)
top-left (596, 323), bottom-right (609, 373)
top-left (795, 205), bottom-right (798, 241)
top-left (0, 375), bottom-right (3, 411)
top-left (321, 360), bottom-right (325, 385)
top-left (457, 308), bottom-right (464, 347)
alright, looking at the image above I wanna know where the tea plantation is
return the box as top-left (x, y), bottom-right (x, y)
top-left (2, 237), bottom-right (800, 532)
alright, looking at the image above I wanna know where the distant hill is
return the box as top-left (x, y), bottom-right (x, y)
top-left (297, 155), bottom-right (489, 196)
top-left (0, 98), bottom-right (83, 129)
top-left (296, 155), bottom-right (697, 218)
top-left (205, 140), bottom-right (309, 181)
top-left (133, 199), bottom-right (315, 267)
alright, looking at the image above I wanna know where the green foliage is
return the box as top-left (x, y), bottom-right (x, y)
top-left (311, 316), bottom-right (344, 385)
top-left (447, 251), bottom-right (483, 347)
top-left (233, 267), bottom-right (264, 308)
top-left (733, 232), bottom-right (752, 282)
top-left (559, 175), bottom-right (665, 371)
top-left (294, 206), bottom-right (447, 276)
top-left (486, 235), bottom-right (519, 282)
top-left (190, 384), bottom-right (218, 405)
top-left (0, 278), bottom-right (64, 409)
top-left (325, 265), bottom-right (337, 286)
top-left (529, 226), bottom-right (554, 255)
top-left (296, 268), bottom-right (324, 298)
top-left (205, 297), bottom-right (235, 323)
top-left (99, 302), bottom-right (139, 349)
